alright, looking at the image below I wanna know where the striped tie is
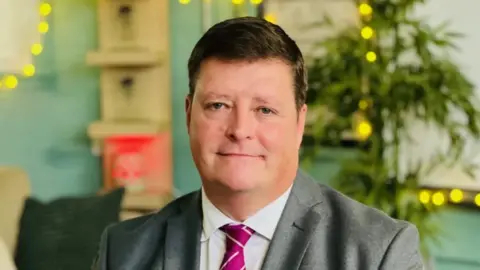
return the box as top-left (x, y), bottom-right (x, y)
top-left (219, 224), bottom-right (255, 270)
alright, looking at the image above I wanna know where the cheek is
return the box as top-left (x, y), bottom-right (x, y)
top-left (256, 124), bottom-right (286, 150)
top-left (257, 121), bottom-right (300, 153)
top-left (191, 113), bottom-right (223, 144)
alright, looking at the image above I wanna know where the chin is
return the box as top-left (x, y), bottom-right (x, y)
top-left (214, 170), bottom-right (262, 192)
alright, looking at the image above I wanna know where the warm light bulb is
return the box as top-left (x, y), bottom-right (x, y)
top-left (361, 26), bottom-right (374, 39)
top-left (366, 51), bottom-right (377, 62)
top-left (358, 100), bottom-right (369, 110)
top-left (232, 0), bottom-right (244, 4)
top-left (31, 43), bottom-right (43, 55)
top-left (419, 190), bottom-right (431, 204)
top-left (432, 192), bottom-right (445, 206)
top-left (359, 3), bottom-right (372, 16)
top-left (23, 64), bottom-right (36, 77)
top-left (39, 3), bottom-right (52, 16)
top-left (449, 189), bottom-right (463, 203)
top-left (250, 0), bottom-right (263, 4)
top-left (264, 14), bottom-right (276, 24)
top-left (38, 21), bottom-right (49, 33)
top-left (356, 120), bottom-right (372, 140)
top-left (475, 194), bottom-right (480, 207)
top-left (4, 75), bottom-right (18, 89)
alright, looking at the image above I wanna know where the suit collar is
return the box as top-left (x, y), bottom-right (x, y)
top-left (261, 169), bottom-right (326, 270)
top-left (162, 191), bottom-right (203, 270)
top-left (200, 185), bottom-right (293, 241)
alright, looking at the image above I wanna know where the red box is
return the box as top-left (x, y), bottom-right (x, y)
top-left (103, 132), bottom-right (172, 195)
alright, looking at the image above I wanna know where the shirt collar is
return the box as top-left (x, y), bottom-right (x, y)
top-left (201, 185), bottom-right (292, 242)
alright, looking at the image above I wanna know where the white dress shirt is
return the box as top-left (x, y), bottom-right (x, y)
top-left (200, 186), bottom-right (292, 270)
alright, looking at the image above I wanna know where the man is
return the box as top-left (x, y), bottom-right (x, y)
top-left (93, 17), bottom-right (424, 270)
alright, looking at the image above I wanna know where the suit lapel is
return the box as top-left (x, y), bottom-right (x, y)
top-left (162, 191), bottom-right (202, 270)
top-left (261, 170), bottom-right (326, 270)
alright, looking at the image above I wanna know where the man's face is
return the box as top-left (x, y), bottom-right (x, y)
top-left (185, 58), bottom-right (307, 193)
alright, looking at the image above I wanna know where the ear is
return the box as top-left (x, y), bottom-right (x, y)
top-left (185, 95), bottom-right (193, 134)
top-left (296, 104), bottom-right (308, 149)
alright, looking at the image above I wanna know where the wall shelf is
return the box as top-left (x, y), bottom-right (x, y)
top-left (86, 51), bottom-right (164, 67)
top-left (88, 121), bottom-right (169, 139)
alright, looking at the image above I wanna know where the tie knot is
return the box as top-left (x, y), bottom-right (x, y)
top-left (220, 224), bottom-right (255, 250)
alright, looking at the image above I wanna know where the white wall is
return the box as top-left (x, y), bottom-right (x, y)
top-left (0, 0), bottom-right (40, 74)
top-left (266, 0), bottom-right (358, 57)
top-left (404, 0), bottom-right (480, 189)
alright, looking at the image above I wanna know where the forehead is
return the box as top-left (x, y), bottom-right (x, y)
top-left (195, 58), bottom-right (295, 100)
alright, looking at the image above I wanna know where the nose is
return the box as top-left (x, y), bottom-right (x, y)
top-left (226, 107), bottom-right (255, 141)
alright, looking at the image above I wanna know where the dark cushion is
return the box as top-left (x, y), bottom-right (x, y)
top-left (14, 188), bottom-right (125, 270)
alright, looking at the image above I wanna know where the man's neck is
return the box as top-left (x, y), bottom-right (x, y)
top-left (203, 179), bottom-right (294, 222)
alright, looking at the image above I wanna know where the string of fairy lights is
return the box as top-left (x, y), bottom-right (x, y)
top-left (0, 2), bottom-right (52, 91)
top-left (356, 2), bottom-right (374, 141)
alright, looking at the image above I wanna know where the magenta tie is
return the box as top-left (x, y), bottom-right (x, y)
top-left (219, 224), bottom-right (255, 270)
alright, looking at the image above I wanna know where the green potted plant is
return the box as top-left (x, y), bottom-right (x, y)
top-left (302, 0), bottom-right (480, 257)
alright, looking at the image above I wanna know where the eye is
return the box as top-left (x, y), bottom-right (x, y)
top-left (207, 102), bottom-right (225, 110)
top-left (259, 107), bottom-right (273, 115)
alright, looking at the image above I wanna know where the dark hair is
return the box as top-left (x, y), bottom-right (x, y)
top-left (187, 16), bottom-right (307, 110)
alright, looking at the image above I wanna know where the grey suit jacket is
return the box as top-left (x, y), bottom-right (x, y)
top-left (92, 170), bottom-right (424, 270)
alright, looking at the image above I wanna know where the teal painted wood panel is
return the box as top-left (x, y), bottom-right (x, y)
top-left (169, 0), bottom-right (204, 194)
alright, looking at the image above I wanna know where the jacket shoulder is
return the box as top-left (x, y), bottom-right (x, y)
top-left (92, 191), bottom-right (200, 270)
top-left (108, 191), bottom-right (199, 234)
top-left (301, 174), bottom-right (421, 268)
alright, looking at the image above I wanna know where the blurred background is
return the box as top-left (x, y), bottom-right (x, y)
top-left (0, 0), bottom-right (479, 269)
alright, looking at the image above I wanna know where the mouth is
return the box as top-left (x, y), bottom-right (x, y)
top-left (217, 153), bottom-right (264, 159)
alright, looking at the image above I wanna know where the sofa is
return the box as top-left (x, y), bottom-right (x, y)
top-left (0, 166), bottom-right (172, 270)
top-left (0, 167), bottom-right (29, 260)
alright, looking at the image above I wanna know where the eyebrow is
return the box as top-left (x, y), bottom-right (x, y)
top-left (253, 96), bottom-right (279, 105)
top-left (198, 91), bottom-right (231, 100)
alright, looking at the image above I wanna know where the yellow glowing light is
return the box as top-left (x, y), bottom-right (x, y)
top-left (432, 192), bottom-right (446, 206)
top-left (264, 14), bottom-right (276, 24)
top-left (23, 64), bottom-right (36, 77)
top-left (178, 0), bottom-right (190, 4)
top-left (31, 43), bottom-right (43, 56)
top-left (449, 189), bottom-right (463, 203)
top-left (232, 0), bottom-right (244, 4)
top-left (361, 26), bottom-right (374, 39)
top-left (39, 3), bottom-right (52, 16)
top-left (356, 120), bottom-right (372, 140)
top-left (250, 0), bottom-right (263, 4)
top-left (4, 75), bottom-right (18, 89)
top-left (366, 51), bottom-right (377, 62)
top-left (38, 21), bottom-right (49, 33)
top-left (358, 100), bottom-right (369, 110)
top-left (419, 190), bottom-right (431, 204)
top-left (359, 3), bottom-right (372, 16)
top-left (475, 194), bottom-right (480, 207)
